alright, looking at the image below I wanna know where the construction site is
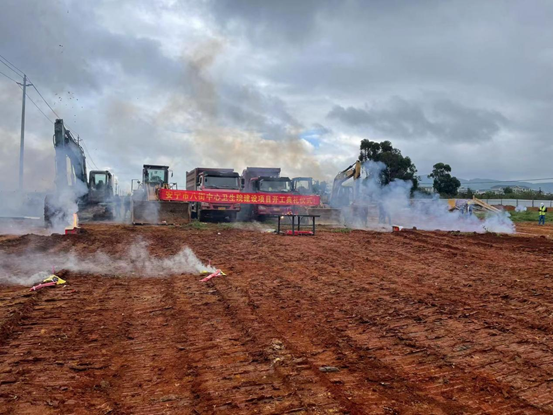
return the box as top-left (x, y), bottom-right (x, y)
top-left (3, 1), bottom-right (553, 413)
top-left (0, 118), bottom-right (553, 413)
top-left (1, 220), bottom-right (553, 414)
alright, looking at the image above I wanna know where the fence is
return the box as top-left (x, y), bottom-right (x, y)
top-left (479, 199), bottom-right (553, 208)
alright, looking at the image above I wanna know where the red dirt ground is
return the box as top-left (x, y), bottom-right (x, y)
top-left (1, 223), bottom-right (553, 414)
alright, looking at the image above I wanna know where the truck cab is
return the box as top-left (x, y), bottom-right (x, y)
top-left (198, 171), bottom-right (240, 191)
top-left (186, 168), bottom-right (241, 221)
top-left (241, 167), bottom-right (293, 220)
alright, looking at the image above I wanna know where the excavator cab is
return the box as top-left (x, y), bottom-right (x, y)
top-left (88, 170), bottom-right (114, 204)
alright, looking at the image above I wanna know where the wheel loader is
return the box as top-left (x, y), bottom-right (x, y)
top-left (131, 165), bottom-right (190, 225)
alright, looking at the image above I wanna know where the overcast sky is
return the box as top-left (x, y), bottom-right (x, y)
top-left (1, 0), bottom-right (552, 192)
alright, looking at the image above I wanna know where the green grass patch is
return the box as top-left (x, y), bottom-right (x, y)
top-left (327, 227), bottom-right (352, 233)
top-left (507, 210), bottom-right (553, 223)
top-left (187, 220), bottom-right (209, 230)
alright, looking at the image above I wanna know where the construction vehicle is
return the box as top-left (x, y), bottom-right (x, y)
top-left (448, 196), bottom-right (501, 214)
top-left (131, 164), bottom-right (189, 225)
top-left (329, 161), bottom-right (362, 207)
top-left (44, 119), bottom-right (114, 227)
top-left (292, 177), bottom-right (313, 195)
top-left (240, 167), bottom-right (293, 221)
top-left (186, 168), bottom-right (241, 222)
top-left (292, 177), bottom-right (314, 216)
top-left (307, 161), bottom-right (363, 224)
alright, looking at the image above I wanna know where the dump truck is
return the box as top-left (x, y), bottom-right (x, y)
top-left (186, 168), bottom-right (241, 222)
top-left (131, 164), bottom-right (189, 225)
top-left (44, 119), bottom-right (115, 228)
top-left (240, 167), bottom-right (293, 221)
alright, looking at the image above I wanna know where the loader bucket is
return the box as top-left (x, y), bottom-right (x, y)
top-left (132, 200), bottom-right (190, 225)
top-left (307, 207), bottom-right (343, 225)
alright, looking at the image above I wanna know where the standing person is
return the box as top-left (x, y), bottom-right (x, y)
top-left (539, 203), bottom-right (547, 225)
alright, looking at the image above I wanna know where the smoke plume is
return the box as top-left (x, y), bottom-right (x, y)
top-left (0, 240), bottom-right (215, 286)
top-left (345, 161), bottom-right (515, 233)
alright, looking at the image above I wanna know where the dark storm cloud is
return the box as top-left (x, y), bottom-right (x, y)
top-left (207, 0), bottom-right (334, 44)
top-left (327, 98), bottom-right (508, 143)
top-left (0, 0), bottom-right (181, 94)
top-left (2, 0), bottom-right (553, 189)
top-left (208, 0), bottom-right (553, 103)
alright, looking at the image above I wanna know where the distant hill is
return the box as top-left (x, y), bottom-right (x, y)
top-left (420, 176), bottom-right (553, 192)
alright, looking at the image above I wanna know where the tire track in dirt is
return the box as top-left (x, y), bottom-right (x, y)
top-left (359, 233), bottom-right (553, 336)
top-left (0, 275), bottom-right (128, 414)
top-left (258, 246), bottom-right (553, 413)
top-left (261, 272), bottom-right (547, 414)
top-left (173, 273), bottom-right (344, 414)
top-left (0, 289), bottom-right (43, 348)
top-left (99, 276), bottom-right (197, 414)
top-left (212, 273), bottom-right (471, 414)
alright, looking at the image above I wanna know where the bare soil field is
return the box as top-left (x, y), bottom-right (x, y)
top-left (1, 223), bottom-right (553, 414)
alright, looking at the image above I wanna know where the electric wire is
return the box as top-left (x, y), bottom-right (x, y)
top-left (80, 138), bottom-right (99, 169)
top-left (0, 53), bottom-right (25, 76)
top-left (18, 85), bottom-right (54, 124)
top-left (0, 69), bottom-right (20, 84)
top-left (30, 83), bottom-right (60, 119)
top-left (3, 54), bottom-right (101, 170)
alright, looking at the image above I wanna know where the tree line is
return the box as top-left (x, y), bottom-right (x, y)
top-left (359, 139), bottom-right (461, 197)
top-left (313, 139), bottom-right (551, 200)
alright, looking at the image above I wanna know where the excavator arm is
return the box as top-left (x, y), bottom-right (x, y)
top-left (329, 161), bottom-right (361, 207)
top-left (53, 119), bottom-right (87, 192)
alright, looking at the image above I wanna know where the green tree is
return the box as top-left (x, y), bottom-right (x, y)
top-left (428, 163), bottom-right (461, 197)
top-left (359, 139), bottom-right (419, 189)
top-left (503, 186), bottom-right (513, 194)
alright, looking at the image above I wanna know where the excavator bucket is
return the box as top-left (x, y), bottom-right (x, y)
top-left (307, 207), bottom-right (343, 225)
top-left (132, 200), bottom-right (190, 225)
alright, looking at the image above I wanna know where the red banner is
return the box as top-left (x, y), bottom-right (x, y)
top-left (158, 189), bottom-right (320, 206)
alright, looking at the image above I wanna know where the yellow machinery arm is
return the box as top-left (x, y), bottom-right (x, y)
top-left (329, 161), bottom-right (362, 205)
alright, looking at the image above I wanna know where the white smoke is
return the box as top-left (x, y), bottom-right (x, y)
top-left (45, 179), bottom-right (89, 233)
top-left (346, 161), bottom-right (515, 233)
top-left (0, 240), bottom-right (215, 286)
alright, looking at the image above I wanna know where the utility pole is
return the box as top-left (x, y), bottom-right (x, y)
top-left (17, 74), bottom-right (32, 192)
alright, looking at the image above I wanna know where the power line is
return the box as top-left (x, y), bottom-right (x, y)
top-left (0, 59), bottom-right (23, 79)
top-left (80, 138), bottom-right (99, 169)
top-left (18, 85), bottom-right (54, 124)
top-left (0, 69), bottom-right (19, 84)
top-left (30, 84), bottom-right (61, 119)
top-left (3, 54), bottom-right (100, 174)
top-left (0, 53), bottom-right (25, 76)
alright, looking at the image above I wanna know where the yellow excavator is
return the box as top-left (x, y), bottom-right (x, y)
top-left (307, 161), bottom-right (363, 224)
top-left (448, 196), bottom-right (501, 214)
top-left (329, 161), bottom-right (362, 208)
